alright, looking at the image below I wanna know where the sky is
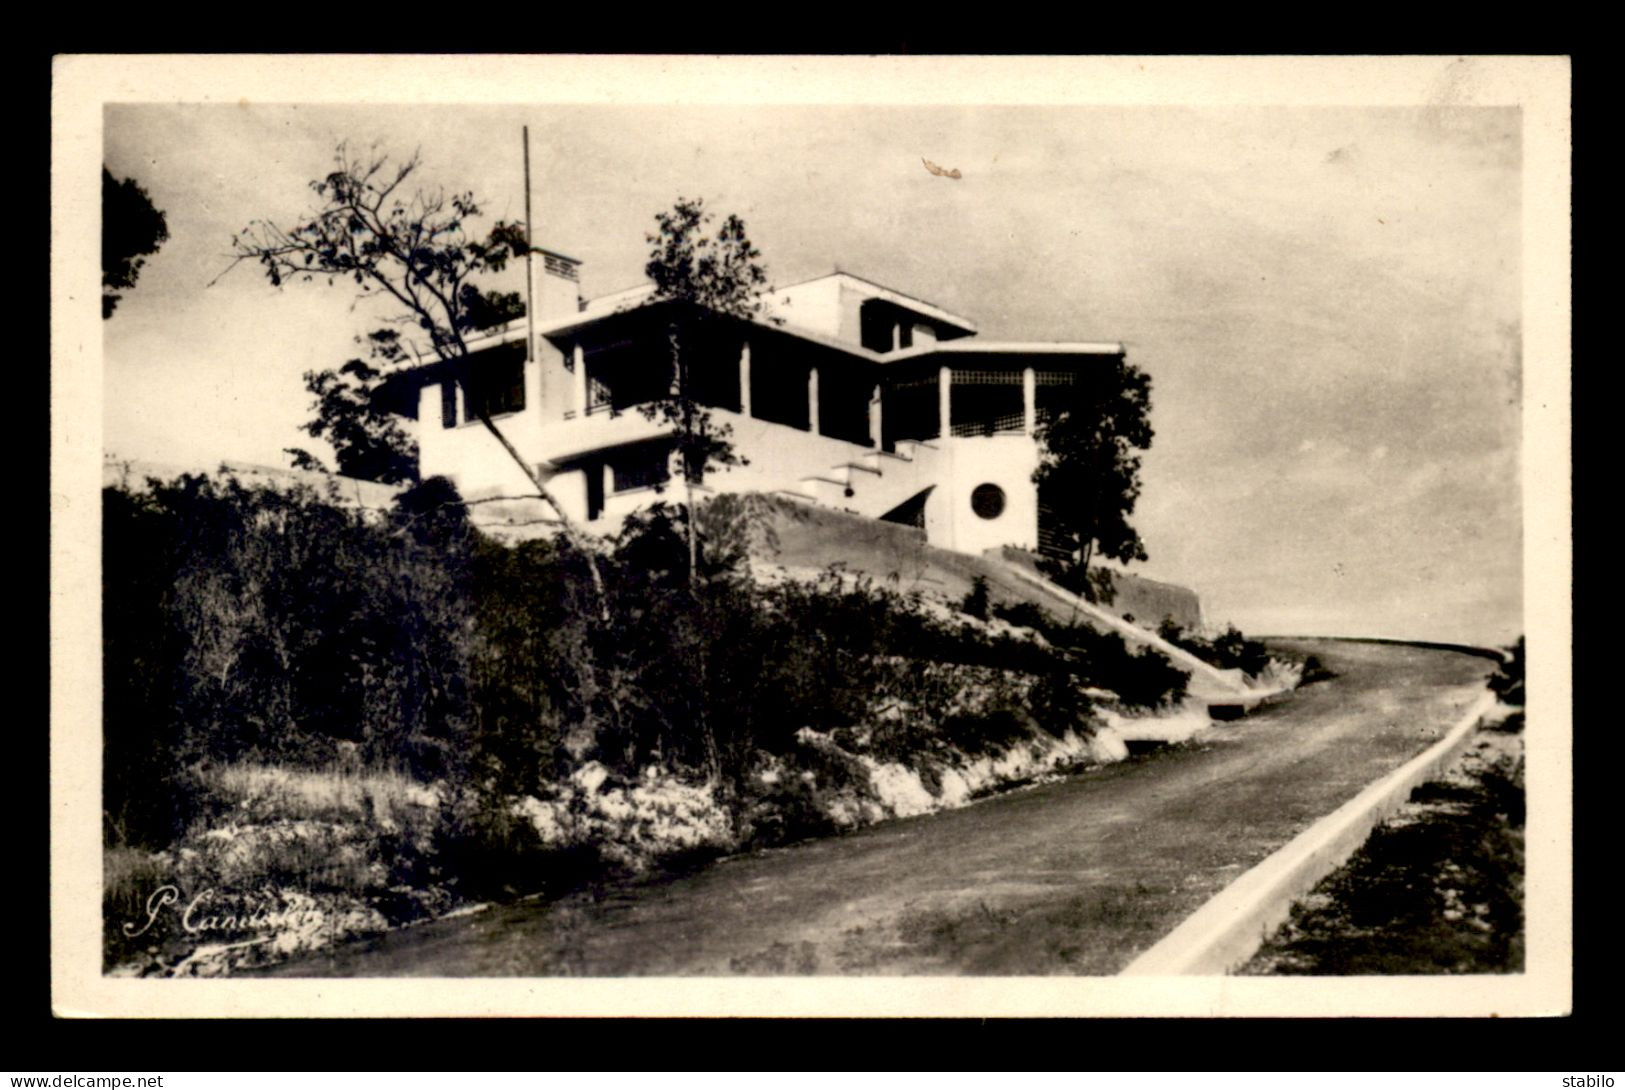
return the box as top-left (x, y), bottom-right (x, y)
top-left (91, 63), bottom-right (1539, 647)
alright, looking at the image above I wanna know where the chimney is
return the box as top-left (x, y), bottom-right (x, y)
top-left (535, 248), bottom-right (583, 320)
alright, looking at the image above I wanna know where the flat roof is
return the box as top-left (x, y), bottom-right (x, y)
top-left (776, 271), bottom-right (979, 334)
top-left (906, 339), bottom-right (1125, 357)
top-left (400, 314), bottom-right (1121, 379)
top-left (388, 291), bottom-right (1122, 391)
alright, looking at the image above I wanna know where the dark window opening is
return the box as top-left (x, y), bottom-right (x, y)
top-left (750, 346), bottom-right (811, 431)
top-left (882, 376), bottom-right (940, 448)
top-left (440, 380), bottom-right (458, 429)
top-left (464, 351), bottom-right (526, 421)
top-left (860, 304), bottom-right (894, 353)
top-left (860, 299), bottom-right (915, 353)
top-left (862, 300), bottom-right (942, 353)
top-left (683, 324), bottom-right (745, 413)
top-left (950, 378), bottom-right (1025, 437)
top-left (611, 445), bottom-right (672, 494)
top-left (584, 341), bottom-right (669, 416)
top-left (586, 461), bottom-right (605, 521)
top-left (818, 366), bottom-right (874, 446)
top-left (584, 323), bottom-right (743, 417)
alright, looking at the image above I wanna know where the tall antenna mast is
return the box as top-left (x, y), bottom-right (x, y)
top-left (523, 124), bottom-right (536, 364)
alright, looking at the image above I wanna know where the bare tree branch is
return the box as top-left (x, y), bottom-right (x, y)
top-left (218, 142), bottom-right (611, 613)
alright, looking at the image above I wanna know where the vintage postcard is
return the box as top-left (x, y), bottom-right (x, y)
top-left (52, 54), bottom-right (1571, 1017)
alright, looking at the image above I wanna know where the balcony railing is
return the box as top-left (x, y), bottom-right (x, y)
top-left (950, 411), bottom-right (1026, 437)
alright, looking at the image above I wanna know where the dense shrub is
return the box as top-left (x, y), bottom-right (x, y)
top-left (960, 575), bottom-right (991, 620)
top-left (938, 707), bottom-right (1037, 756)
top-left (1037, 558), bottom-right (1117, 606)
top-left (1298, 654), bottom-right (1337, 685)
top-left (992, 599), bottom-right (1052, 633)
top-left (103, 475), bottom-right (475, 847)
top-left (103, 478), bottom-right (1192, 859)
top-left (990, 599), bottom-right (1189, 711)
top-left (1156, 618), bottom-right (1271, 679)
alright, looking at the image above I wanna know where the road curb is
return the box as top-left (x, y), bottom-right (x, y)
top-left (1118, 687), bottom-right (1499, 976)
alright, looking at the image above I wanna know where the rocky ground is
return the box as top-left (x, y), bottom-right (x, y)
top-left (105, 690), bottom-right (1144, 979)
top-left (1240, 709), bottom-right (1524, 975)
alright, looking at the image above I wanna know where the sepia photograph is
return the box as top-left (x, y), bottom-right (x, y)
top-left (51, 54), bottom-right (1571, 1017)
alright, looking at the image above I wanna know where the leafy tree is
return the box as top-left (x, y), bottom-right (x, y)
top-left (1032, 356), bottom-right (1154, 601)
top-left (464, 288), bottom-right (526, 332)
top-left (222, 142), bottom-right (609, 605)
top-left (643, 197), bottom-right (769, 585)
top-left (103, 168), bottom-right (169, 319)
top-left (286, 329), bottom-right (419, 484)
top-left (286, 294), bottom-right (521, 481)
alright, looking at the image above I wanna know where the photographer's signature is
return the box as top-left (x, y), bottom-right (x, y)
top-left (123, 885), bottom-right (322, 939)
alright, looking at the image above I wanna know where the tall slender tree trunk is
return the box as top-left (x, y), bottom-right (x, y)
top-left (448, 355), bottom-right (624, 757)
top-left (668, 322), bottom-right (700, 589)
top-left (457, 371), bottom-right (610, 619)
top-left (665, 321), bottom-right (718, 781)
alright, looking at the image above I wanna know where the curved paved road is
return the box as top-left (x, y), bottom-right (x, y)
top-left (265, 639), bottom-right (1493, 977)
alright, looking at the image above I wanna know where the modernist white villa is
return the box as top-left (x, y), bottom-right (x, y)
top-left (376, 251), bottom-right (1128, 558)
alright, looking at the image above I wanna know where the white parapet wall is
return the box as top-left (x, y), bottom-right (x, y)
top-left (426, 390), bottom-right (1050, 558)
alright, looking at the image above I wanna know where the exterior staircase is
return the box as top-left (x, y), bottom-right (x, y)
top-left (791, 439), bottom-right (944, 519)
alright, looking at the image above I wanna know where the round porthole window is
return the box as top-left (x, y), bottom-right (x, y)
top-left (970, 483), bottom-right (1006, 520)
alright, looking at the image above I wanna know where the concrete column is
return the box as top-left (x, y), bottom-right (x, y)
top-left (524, 348), bottom-right (543, 420)
top-left (808, 366), bottom-right (821, 434)
top-left (603, 460), bottom-right (616, 499)
top-left (1023, 366), bottom-right (1037, 436)
top-left (419, 383), bottom-right (439, 429)
top-left (891, 322), bottom-right (902, 352)
top-left (572, 343), bottom-right (587, 416)
top-left (938, 365), bottom-right (952, 439)
top-left (739, 341), bottom-right (752, 417)
top-left (869, 384), bottom-right (883, 448)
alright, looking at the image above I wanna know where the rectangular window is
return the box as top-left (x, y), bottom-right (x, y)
top-left (464, 352), bottom-right (526, 422)
top-left (611, 448), bottom-right (671, 493)
top-left (441, 380), bottom-right (458, 429)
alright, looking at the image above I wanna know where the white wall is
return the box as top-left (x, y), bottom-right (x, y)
top-left (416, 357), bottom-right (546, 500)
top-left (420, 373), bottom-right (1042, 556)
top-left (925, 436), bottom-right (1040, 553)
top-left (762, 278), bottom-right (845, 340)
top-left (535, 267), bottom-right (580, 322)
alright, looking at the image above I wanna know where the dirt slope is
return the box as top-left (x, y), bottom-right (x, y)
top-left (752, 494), bottom-right (1200, 633)
top-left (749, 495), bottom-right (1247, 699)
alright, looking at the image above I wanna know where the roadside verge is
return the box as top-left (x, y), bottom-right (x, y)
top-left (1119, 687), bottom-right (1499, 976)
